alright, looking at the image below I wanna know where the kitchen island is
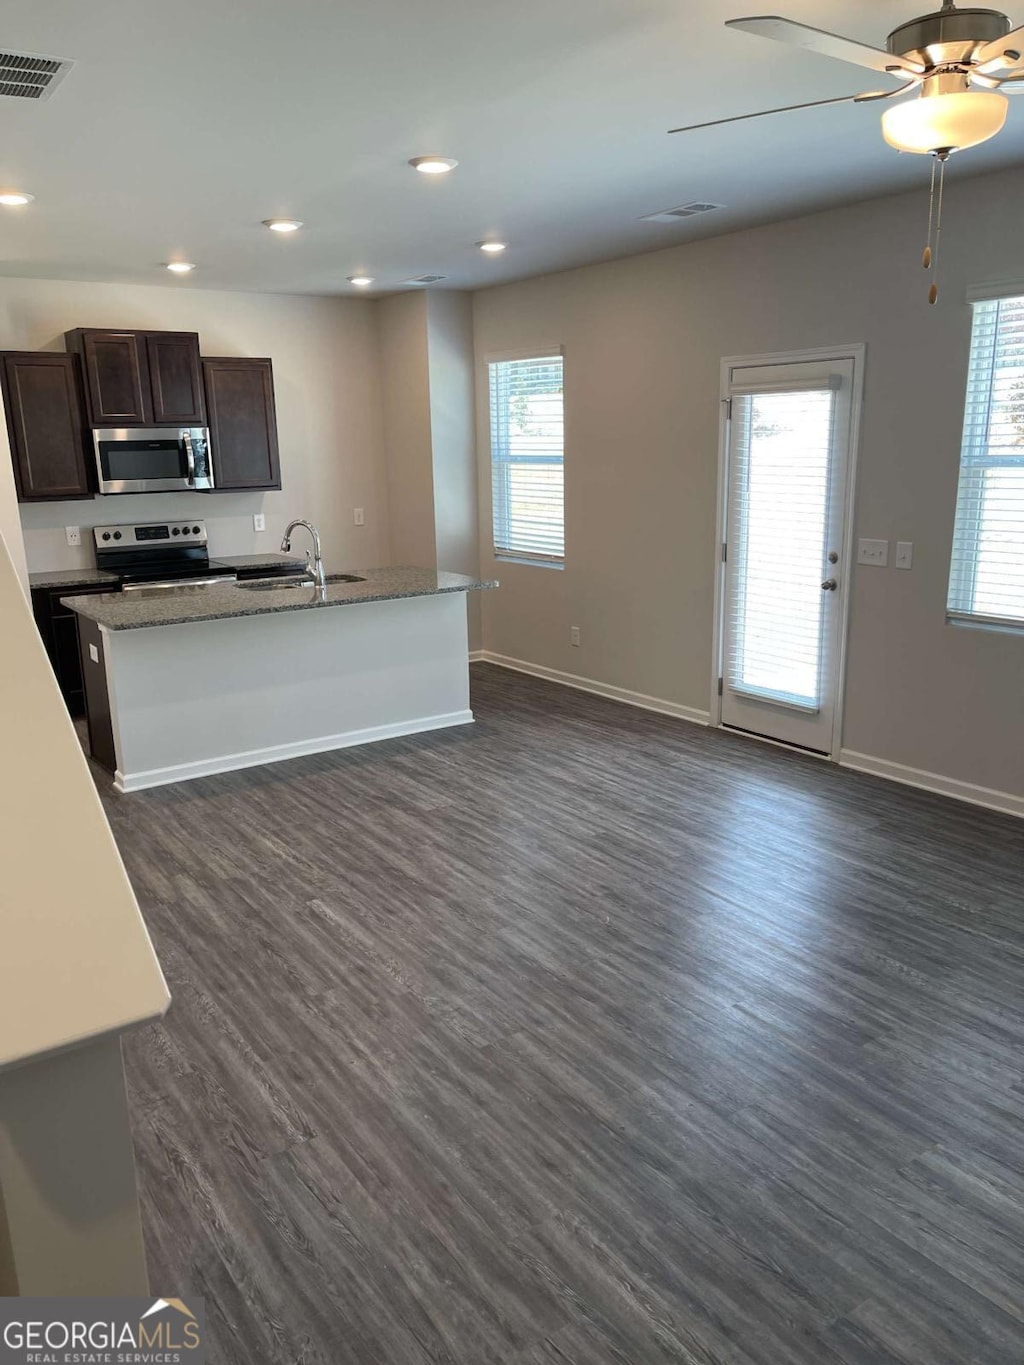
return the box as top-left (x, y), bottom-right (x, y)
top-left (62, 567), bottom-right (496, 792)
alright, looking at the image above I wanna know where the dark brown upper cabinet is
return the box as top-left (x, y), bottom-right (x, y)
top-left (65, 328), bottom-right (205, 427)
top-left (202, 357), bottom-right (281, 491)
top-left (146, 332), bottom-right (206, 424)
top-left (66, 330), bottom-right (149, 425)
top-left (1, 352), bottom-right (93, 502)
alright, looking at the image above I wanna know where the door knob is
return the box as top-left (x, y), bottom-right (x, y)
top-left (821, 578), bottom-right (838, 591)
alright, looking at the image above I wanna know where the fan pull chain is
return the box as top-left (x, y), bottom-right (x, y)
top-left (922, 155), bottom-right (937, 271)
top-left (930, 153), bottom-right (947, 306)
top-left (921, 151), bottom-right (948, 305)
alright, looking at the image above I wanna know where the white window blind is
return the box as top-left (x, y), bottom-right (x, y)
top-left (727, 386), bottom-right (836, 710)
top-left (947, 296), bottom-right (1024, 628)
top-left (488, 354), bottom-right (564, 564)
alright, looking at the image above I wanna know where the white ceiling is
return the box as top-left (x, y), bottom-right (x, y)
top-left (1, 0), bottom-right (1023, 296)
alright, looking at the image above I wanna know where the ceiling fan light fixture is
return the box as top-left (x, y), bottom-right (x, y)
top-left (881, 88), bottom-right (1008, 154)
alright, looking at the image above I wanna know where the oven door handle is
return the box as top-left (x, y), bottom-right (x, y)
top-left (121, 574), bottom-right (237, 593)
top-left (182, 430), bottom-right (196, 486)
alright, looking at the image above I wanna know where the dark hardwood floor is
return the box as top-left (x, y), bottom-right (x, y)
top-left (97, 663), bottom-right (1024, 1364)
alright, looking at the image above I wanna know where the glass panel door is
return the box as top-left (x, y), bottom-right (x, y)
top-left (720, 358), bottom-right (856, 753)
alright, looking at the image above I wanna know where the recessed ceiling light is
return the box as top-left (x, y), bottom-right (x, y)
top-left (0, 191), bottom-right (33, 206)
top-left (165, 261), bottom-right (196, 274)
top-left (263, 218), bottom-right (303, 233)
top-left (477, 240), bottom-right (507, 254)
top-left (348, 275), bottom-right (375, 287)
top-left (409, 155), bottom-right (458, 175)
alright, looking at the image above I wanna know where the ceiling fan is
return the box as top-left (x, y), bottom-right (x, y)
top-left (668, 3), bottom-right (1024, 299)
top-left (670, 3), bottom-right (1024, 145)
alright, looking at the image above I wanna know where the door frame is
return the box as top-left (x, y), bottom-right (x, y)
top-left (709, 343), bottom-right (866, 760)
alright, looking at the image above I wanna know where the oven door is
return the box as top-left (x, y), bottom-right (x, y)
top-left (93, 428), bottom-right (214, 495)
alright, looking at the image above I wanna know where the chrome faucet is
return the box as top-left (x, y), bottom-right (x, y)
top-left (281, 519), bottom-right (326, 591)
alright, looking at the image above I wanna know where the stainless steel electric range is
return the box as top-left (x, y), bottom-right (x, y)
top-left (92, 520), bottom-right (237, 592)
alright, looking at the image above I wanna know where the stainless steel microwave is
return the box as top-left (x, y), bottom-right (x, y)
top-left (93, 427), bottom-right (214, 495)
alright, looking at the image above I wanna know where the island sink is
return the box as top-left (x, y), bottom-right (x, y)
top-left (240, 572), bottom-right (366, 591)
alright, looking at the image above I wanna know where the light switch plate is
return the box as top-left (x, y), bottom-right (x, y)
top-left (353, 507), bottom-right (365, 527)
top-left (88, 643), bottom-right (99, 663)
top-left (895, 541), bottom-right (913, 570)
top-left (857, 538), bottom-right (889, 567)
top-left (253, 513), bottom-right (266, 532)
top-left (65, 526), bottom-right (81, 547)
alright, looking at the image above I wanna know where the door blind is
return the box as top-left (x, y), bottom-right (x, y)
top-left (488, 355), bottom-right (564, 563)
top-left (727, 387), bottom-right (836, 710)
top-left (947, 296), bottom-right (1024, 627)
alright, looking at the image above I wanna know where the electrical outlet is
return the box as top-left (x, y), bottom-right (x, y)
top-left (857, 538), bottom-right (889, 567)
top-left (353, 507), bottom-right (365, 527)
top-left (64, 526), bottom-right (81, 548)
top-left (895, 540), bottom-right (914, 570)
top-left (253, 513), bottom-right (266, 532)
top-left (570, 625), bottom-right (581, 647)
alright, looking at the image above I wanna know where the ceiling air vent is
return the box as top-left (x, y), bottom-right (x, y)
top-left (0, 50), bottom-right (74, 102)
top-left (405, 274), bottom-right (447, 285)
top-left (641, 201), bottom-right (724, 224)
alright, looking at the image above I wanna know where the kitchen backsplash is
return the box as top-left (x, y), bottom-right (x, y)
top-left (19, 490), bottom-right (276, 573)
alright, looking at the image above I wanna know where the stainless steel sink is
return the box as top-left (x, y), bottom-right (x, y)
top-left (239, 577), bottom-right (317, 591)
top-left (239, 572), bottom-right (365, 591)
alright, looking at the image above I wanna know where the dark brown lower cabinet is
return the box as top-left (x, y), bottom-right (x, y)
top-left (31, 583), bottom-right (115, 716)
top-left (1, 352), bottom-right (94, 501)
top-left (203, 356), bottom-right (281, 491)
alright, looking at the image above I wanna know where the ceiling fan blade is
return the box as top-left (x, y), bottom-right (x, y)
top-left (726, 16), bottom-right (924, 76)
top-left (995, 75), bottom-right (1024, 90)
top-left (668, 93), bottom-right (861, 135)
top-left (854, 80), bottom-right (921, 102)
top-left (974, 23), bottom-right (1024, 67)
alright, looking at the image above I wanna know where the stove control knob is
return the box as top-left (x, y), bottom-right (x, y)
top-left (113, 531), bottom-right (122, 541)
top-left (172, 527), bottom-right (180, 536)
top-left (192, 525), bottom-right (201, 535)
top-left (101, 532), bottom-right (110, 541)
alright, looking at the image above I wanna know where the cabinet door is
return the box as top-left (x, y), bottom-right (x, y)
top-left (146, 332), bottom-right (205, 424)
top-left (71, 330), bottom-right (151, 425)
top-left (1, 352), bottom-right (93, 501)
top-left (202, 357), bottom-right (281, 490)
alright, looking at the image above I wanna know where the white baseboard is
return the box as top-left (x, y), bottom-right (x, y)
top-left (468, 649), bottom-right (486, 663)
top-left (115, 710), bottom-right (475, 793)
top-left (474, 651), bottom-right (710, 726)
top-left (839, 749), bottom-right (1023, 819)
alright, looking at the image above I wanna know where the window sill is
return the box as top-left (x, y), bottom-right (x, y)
top-left (947, 612), bottom-right (1024, 638)
top-left (495, 553), bottom-right (564, 571)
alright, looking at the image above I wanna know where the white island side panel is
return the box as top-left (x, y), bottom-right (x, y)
top-left (104, 591), bottom-right (472, 790)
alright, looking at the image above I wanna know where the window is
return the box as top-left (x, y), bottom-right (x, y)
top-left (948, 295), bottom-right (1024, 628)
top-left (488, 353), bottom-right (564, 565)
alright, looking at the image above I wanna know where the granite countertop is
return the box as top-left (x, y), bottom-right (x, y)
top-left (61, 566), bottom-right (498, 632)
top-left (28, 568), bottom-right (120, 590)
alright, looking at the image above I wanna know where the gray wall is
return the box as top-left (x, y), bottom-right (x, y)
top-left (472, 165), bottom-right (1024, 800)
top-left (377, 292), bottom-right (436, 568)
top-left (377, 290), bottom-right (481, 646)
top-left (426, 292), bottom-right (481, 648)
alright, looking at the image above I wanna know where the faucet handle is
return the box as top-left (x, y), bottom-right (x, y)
top-left (304, 549), bottom-right (314, 573)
